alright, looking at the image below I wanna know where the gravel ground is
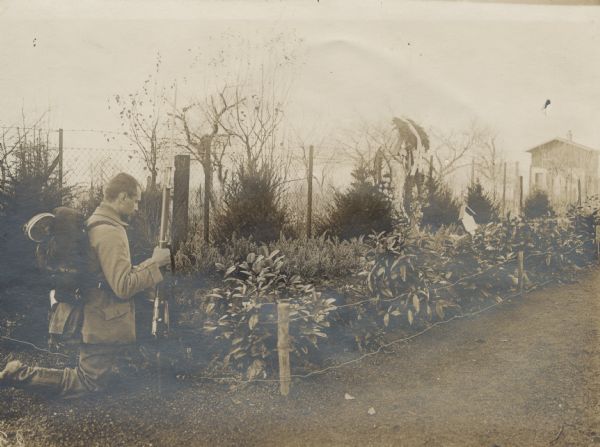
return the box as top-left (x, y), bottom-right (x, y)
top-left (0, 269), bottom-right (599, 446)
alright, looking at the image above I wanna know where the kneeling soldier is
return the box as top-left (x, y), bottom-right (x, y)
top-left (0, 173), bottom-right (171, 398)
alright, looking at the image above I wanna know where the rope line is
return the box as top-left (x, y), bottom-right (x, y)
top-left (0, 335), bottom-right (71, 359)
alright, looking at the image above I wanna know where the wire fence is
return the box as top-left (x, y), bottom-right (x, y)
top-left (4, 127), bottom-right (351, 238)
top-left (2, 124), bottom-right (557, 228)
top-left (10, 127), bottom-right (348, 232)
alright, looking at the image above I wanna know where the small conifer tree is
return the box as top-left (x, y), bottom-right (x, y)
top-left (466, 181), bottom-right (499, 224)
top-left (214, 162), bottom-right (287, 243)
top-left (524, 189), bottom-right (553, 219)
top-left (323, 162), bottom-right (394, 240)
top-left (421, 176), bottom-right (460, 231)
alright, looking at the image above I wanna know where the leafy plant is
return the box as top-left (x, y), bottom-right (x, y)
top-left (198, 247), bottom-right (336, 379)
top-left (176, 198), bottom-right (599, 377)
top-left (392, 117), bottom-right (430, 222)
top-left (177, 224), bottom-right (370, 283)
top-left (358, 210), bottom-right (595, 343)
top-left (363, 230), bottom-right (462, 331)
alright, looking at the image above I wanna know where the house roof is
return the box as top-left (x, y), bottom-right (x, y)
top-left (526, 138), bottom-right (599, 154)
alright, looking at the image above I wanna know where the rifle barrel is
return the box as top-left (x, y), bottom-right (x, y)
top-left (158, 184), bottom-right (170, 249)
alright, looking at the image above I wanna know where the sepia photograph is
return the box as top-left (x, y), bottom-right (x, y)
top-left (0, 0), bottom-right (599, 445)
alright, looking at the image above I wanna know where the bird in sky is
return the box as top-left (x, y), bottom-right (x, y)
top-left (542, 99), bottom-right (551, 114)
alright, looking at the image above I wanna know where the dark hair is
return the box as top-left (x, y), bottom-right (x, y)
top-left (104, 173), bottom-right (140, 201)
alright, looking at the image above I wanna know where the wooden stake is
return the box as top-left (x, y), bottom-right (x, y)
top-left (514, 161), bottom-right (519, 213)
top-left (307, 145), bottom-right (314, 239)
top-left (596, 225), bottom-right (600, 264)
top-left (173, 154), bottom-right (190, 252)
top-left (577, 178), bottom-right (582, 205)
top-left (203, 140), bottom-right (211, 244)
top-left (519, 176), bottom-right (523, 215)
top-left (277, 300), bottom-right (291, 396)
top-left (518, 250), bottom-right (524, 296)
top-left (502, 161), bottom-right (507, 218)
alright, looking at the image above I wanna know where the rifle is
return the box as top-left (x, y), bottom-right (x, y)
top-left (152, 167), bottom-right (172, 338)
top-left (151, 168), bottom-right (172, 392)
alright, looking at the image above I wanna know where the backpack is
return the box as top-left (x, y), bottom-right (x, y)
top-left (23, 206), bottom-right (114, 304)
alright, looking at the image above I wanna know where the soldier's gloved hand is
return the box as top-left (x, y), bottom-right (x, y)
top-left (151, 247), bottom-right (171, 267)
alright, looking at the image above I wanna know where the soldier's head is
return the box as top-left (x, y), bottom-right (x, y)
top-left (104, 173), bottom-right (142, 219)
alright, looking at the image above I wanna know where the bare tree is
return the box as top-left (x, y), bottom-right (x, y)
top-left (428, 123), bottom-right (483, 180)
top-left (175, 87), bottom-right (241, 205)
top-left (217, 78), bottom-right (286, 172)
top-left (0, 112), bottom-right (50, 188)
top-left (337, 121), bottom-right (398, 190)
top-left (427, 121), bottom-right (504, 200)
top-left (475, 132), bottom-right (504, 200)
top-left (111, 54), bottom-right (171, 190)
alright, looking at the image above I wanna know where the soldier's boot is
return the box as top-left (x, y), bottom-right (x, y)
top-left (0, 360), bottom-right (63, 395)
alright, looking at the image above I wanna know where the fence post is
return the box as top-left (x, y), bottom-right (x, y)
top-left (514, 161), bottom-right (519, 214)
top-left (58, 128), bottom-right (63, 203)
top-left (471, 158), bottom-right (475, 187)
top-left (203, 141), bottom-right (211, 244)
top-left (307, 145), bottom-right (314, 239)
top-left (578, 178), bottom-right (582, 205)
top-left (173, 154), bottom-right (190, 252)
top-left (518, 250), bottom-right (524, 296)
top-left (596, 225), bottom-right (600, 264)
top-left (502, 161), bottom-right (507, 218)
top-left (277, 300), bottom-right (291, 396)
top-left (519, 176), bottom-right (523, 215)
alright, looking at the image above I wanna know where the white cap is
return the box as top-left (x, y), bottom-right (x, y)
top-left (23, 213), bottom-right (55, 242)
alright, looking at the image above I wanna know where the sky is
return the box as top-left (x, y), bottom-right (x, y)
top-left (1, 0), bottom-right (599, 187)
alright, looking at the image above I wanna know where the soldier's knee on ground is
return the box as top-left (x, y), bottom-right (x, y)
top-left (0, 360), bottom-right (64, 396)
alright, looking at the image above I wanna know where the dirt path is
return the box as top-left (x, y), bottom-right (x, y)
top-left (1, 269), bottom-right (599, 446)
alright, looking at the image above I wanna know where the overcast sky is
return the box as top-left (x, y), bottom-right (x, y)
top-left (1, 0), bottom-right (599, 181)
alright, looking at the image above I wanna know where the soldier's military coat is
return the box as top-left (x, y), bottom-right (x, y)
top-left (82, 203), bottom-right (163, 344)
